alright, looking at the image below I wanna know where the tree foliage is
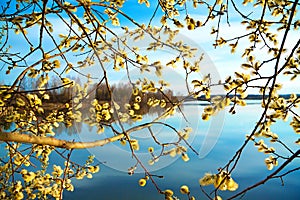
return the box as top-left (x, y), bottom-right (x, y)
top-left (0, 0), bottom-right (300, 199)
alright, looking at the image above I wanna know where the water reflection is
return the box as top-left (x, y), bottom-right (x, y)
top-left (63, 103), bottom-right (300, 199)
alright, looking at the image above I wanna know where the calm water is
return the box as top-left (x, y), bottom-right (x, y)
top-left (1, 103), bottom-right (299, 199)
top-left (61, 103), bottom-right (300, 200)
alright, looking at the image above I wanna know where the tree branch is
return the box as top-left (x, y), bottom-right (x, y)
top-left (0, 131), bottom-right (124, 149)
top-left (228, 149), bottom-right (300, 200)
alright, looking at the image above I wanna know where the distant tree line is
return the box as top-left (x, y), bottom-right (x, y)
top-left (14, 75), bottom-right (178, 116)
top-left (96, 82), bottom-right (178, 115)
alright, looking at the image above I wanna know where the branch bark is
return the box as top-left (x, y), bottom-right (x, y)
top-left (0, 131), bottom-right (124, 149)
top-left (228, 149), bottom-right (300, 200)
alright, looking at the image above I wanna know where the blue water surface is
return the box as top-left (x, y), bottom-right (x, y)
top-left (62, 103), bottom-right (300, 200)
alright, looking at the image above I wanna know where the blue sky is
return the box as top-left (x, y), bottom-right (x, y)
top-left (0, 0), bottom-right (299, 94)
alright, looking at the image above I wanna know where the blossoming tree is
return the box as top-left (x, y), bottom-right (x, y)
top-left (0, 0), bottom-right (300, 199)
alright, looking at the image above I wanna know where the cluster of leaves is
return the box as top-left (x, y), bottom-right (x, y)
top-left (199, 171), bottom-right (239, 192)
top-left (0, 142), bottom-right (99, 199)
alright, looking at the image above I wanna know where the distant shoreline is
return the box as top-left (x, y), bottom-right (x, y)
top-left (181, 94), bottom-right (298, 102)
